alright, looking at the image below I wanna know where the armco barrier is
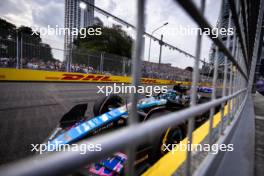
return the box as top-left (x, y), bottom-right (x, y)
top-left (0, 68), bottom-right (193, 85)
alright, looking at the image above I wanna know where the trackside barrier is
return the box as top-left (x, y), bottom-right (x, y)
top-left (0, 68), bottom-right (195, 85)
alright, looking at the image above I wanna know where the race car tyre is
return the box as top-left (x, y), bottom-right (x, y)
top-left (93, 94), bottom-right (124, 116)
top-left (197, 97), bottom-right (210, 104)
top-left (143, 108), bottom-right (185, 164)
top-left (149, 126), bottom-right (185, 164)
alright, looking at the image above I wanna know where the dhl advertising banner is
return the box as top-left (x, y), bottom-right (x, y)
top-left (0, 68), bottom-right (192, 85)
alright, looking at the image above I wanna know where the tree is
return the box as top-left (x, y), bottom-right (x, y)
top-left (39, 43), bottom-right (54, 62)
top-left (0, 18), bottom-right (16, 39)
top-left (72, 25), bottom-right (133, 73)
top-left (73, 25), bottom-right (133, 61)
top-left (0, 18), bottom-right (54, 61)
top-left (0, 18), bottom-right (17, 58)
top-left (17, 26), bottom-right (41, 43)
top-left (185, 66), bottom-right (193, 72)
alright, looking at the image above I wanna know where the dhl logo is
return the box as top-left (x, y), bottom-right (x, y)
top-left (44, 73), bottom-right (181, 84)
top-left (60, 74), bottom-right (114, 81)
top-left (141, 78), bottom-right (158, 84)
top-left (141, 78), bottom-right (176, 84)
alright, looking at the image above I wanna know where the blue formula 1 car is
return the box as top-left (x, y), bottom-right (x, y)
top-left (198, 86), bottom-right (213, 93)
top-left (43, 86), bottom-right (212, 175)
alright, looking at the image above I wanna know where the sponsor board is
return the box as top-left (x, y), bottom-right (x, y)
top-left (0, 68), bottom-right (193, 85)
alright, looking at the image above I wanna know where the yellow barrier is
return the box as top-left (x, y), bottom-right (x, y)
top-left (0, 68), bottom-right (193, 85)
top-left (142, 105), bottom-right (228, 176)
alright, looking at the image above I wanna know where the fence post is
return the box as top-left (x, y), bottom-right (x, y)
top-left (87, 54), bottom-right (90, 73)
top-left (122, 57), bottom-right (126, 75)
top-left (20, 33), bottom-right (23, 69)
top-left (100, 52), bottom-right (104, 74)
top-left (16, 30), bottom-right (19, 69)
top-left (127, 0), bottom-right (146, 175)
top-left (185, 0), bottom-right (206, 175)
top-left (220, 10), bottom-right (232, 135)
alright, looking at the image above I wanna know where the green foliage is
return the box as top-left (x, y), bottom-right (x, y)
top-left (73, 25), bottom-right (133, 60)
top-left (17, 26), bottom-right (41, 43)
top-left (0, 18), bottom-right (16, 40)
top-left (0, 18), bottom-right (54, 61)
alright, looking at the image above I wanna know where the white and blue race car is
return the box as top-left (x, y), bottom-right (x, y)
top-left (198, 86), bottom-right (213, 93)
top-left (43, 86), bottom-right (212, 175)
